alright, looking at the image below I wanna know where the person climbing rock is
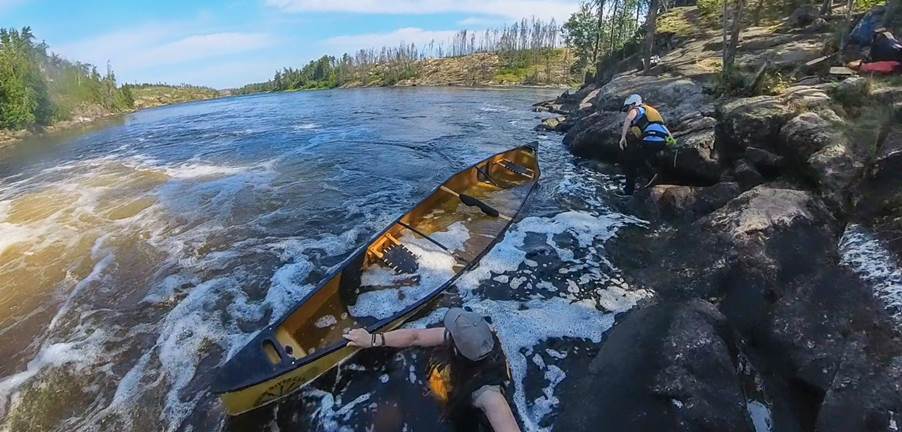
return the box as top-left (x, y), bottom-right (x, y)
top-left (617, 94), bottom-right (675, 195)
top-left (344, 308), bottom-right (520, 432)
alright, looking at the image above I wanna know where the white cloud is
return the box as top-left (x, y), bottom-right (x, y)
top-left (265, 0), bottom-right (579, 22)
top-left (323, 27), bottom-right (458, 53)
top-left (135, 33), bottom-right (273, 69)
top-left (54, 25), bottom-right (274, 85)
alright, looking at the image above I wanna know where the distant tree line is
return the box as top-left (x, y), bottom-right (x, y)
top-left (236, 18), bottom-right (568, 94)
top-left (129, 82), bottom-right (218, 91)
top-left (0, 27), bottom-right (135, 131)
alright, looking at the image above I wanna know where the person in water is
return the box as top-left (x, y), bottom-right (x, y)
top-left (617, 94), bottom-right (675, 195)
top-left (344, 308), bottom-right (520, 432)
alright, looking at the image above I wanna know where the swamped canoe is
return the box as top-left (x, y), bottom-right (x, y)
top-left (212, 145), bottom-right (541, 415)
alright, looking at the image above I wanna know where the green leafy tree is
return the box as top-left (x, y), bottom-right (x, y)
top-left (1, 26), bottom-right (135, 131)
top-left (0, 27), bottom-right (53, 129)
top-left (563, 1), bottom-right (600, 76)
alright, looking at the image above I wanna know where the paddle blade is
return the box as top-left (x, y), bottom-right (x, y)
top-left (459, 193), bottom-right (500, 218)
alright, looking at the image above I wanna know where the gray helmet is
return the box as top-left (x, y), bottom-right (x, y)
top-left (621, 94), bottom-right (643, 112)
top-left (443, 308), bottom-right (495, 361)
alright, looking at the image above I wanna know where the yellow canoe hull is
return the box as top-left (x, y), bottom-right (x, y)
top-left (214, 145), bottom-right (540, 416)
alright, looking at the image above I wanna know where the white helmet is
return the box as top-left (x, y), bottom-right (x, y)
top-left (622, 94), bottom-right (642, 111)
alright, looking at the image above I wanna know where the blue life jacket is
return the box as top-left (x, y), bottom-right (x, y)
top-left (631, 104), bottom-right (671, 143)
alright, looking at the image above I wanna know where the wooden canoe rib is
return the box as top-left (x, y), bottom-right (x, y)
top-left (212, 145), bottom-right (540, 415)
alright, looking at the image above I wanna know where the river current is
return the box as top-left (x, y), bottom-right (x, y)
top-left (0, 88), bottom-right (651, 431)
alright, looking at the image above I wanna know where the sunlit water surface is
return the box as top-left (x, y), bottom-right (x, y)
top-left (0, 88), bottom-right (651, 432)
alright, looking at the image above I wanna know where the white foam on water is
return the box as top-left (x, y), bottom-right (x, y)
top-left (457, 210), bottom-right (639, 291)
top-left (430, 221), bottom-right (470, 252)
top-left (294, 123), bottom-right (319, 130)
top-left (839, 224), bottom-right (902, 324)
top-left (531, 364), bottom-right (565, 422)
top-left (349, 224), bottom-right (468, 320)
top-left (463, 297), bottom-right (618, 431)
top-left (305, 389), bottom-right (372, 432)
top-left (316, 315), bottom-right (338, 329)
top-left (163, 163), bottom-right (247, 179)
top-left (0, 330), bottom-right (105, 419)
top-left (267, 259), bottom-right (316, 323)
top-left (544, 349), bottom-right (566, 359)
top-left (747, 400), bottom-right (774, 432)
top-left (479, 103), bottom-right (513, 113)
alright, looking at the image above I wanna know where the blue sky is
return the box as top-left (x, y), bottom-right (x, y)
top-left (1, 0), bottom-right (580, 89)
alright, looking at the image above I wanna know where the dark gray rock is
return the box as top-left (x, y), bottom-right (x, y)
top-left (777, 112), bottom-right (836, 162)
top-left (638, 182), bottom-right (741, 222)
top-left (555, 300), bottom-right (754, 432)
top-left (856, 125), bottom-right (902, 256)
top-left (769, 267), bottom-right (902, 432)
top-left (716, 96), bottom-right (795, 159)
top-left (807, 141), bottom-right (862, 211)
top-left (658, 129), bottom-right (722, 184)
top-left (645, 186), bottom-right (839, 302)
top-left (534, 116), bottom-right (567, 132)
top-left (744, 146), bottom-right (785, 175)
top-left (733, 159), bottom-right (765, 191)
top-left (562, 111), bottom-right (623, 160)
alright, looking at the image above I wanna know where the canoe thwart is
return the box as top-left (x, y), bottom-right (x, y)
top-left (397, 221), bottom-right (471, 265)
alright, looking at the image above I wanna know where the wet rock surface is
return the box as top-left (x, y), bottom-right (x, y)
top-left (637, 182), bottom-right (740, 223)
top-left (542, 8), bottom-right (902, 431)
top-left (555, 300), bottom-right (754, 432)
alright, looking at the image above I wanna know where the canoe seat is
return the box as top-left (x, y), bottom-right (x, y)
top-left (499, 159), bottom-right (534, 178)
top-left (380, 243), bottom-right (419, 274)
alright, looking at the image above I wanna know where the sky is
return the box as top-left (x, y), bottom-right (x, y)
top-left (1, 0), bottom-right (581, 89)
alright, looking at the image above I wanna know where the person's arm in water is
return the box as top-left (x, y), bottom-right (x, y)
top-left (473, 389), bottom-right (521, 432)
top-left (619, 108), bottom-right (639, 151)
top-left (344, 327), bottom-right (446, 348)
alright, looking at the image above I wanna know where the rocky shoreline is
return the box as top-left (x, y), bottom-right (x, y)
top-left (0, 109), bottom-right (125, 149)
top-left (539, 7), bottom-right (902, 430)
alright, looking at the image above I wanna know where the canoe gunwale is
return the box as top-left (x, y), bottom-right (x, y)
top-left (213, 144), bottom-right (540, 395)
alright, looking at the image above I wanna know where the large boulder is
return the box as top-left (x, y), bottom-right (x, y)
top-left (777, 112), bottom-right (837, 162)
top-left (638, 182), bottom-right (741, 222)
top-left (555, 300), bottom-right (754, 432)
top-left (856, 125), bottom-right (902, 256)
top-left (716, 96), bottom-right (795, 159)
top-left (595, 74), bottom-right (711, 122)
top-left (646, 186), bottom-right (839, 304)
top-left (807, 141), bottom-right (863, 211)
top-left (630, 186), bottom-right (902, 431)
top-left (857, 125), bottom-right (902, 217)
top-left (777, 110), bottom-right (864, 211)
top-left (769, 267), bottom-right (902, 432)
top-left (656, 113), bottom-right (723, 184)
top-left (561, 111), bottom-right (623, 160)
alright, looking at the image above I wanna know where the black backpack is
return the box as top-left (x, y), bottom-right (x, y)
top-left (871, 31), bottom-right (902, 62)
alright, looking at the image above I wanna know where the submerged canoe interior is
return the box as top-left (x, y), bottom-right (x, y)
top-left (265, 147), bottom-right (538, 367)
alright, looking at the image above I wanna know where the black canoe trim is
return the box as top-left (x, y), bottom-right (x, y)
top-left (212, 145), bottom-right (539, 394)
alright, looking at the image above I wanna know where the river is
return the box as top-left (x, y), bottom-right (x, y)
top-left (0, 87), bottom-right (651, 432)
